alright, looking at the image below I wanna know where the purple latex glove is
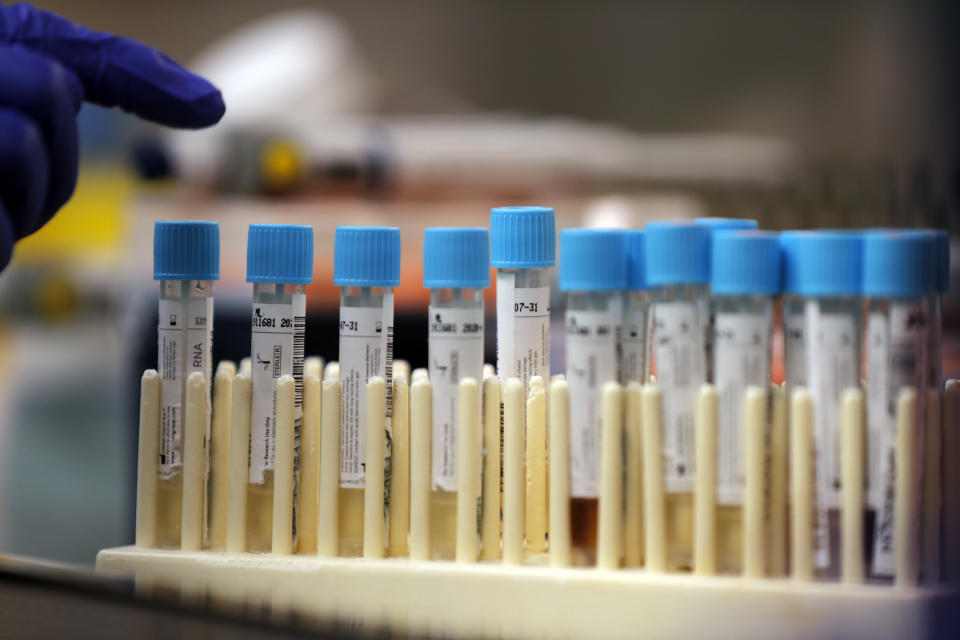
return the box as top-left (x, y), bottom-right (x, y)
top-left (0, 3), bottom-right (225, 269)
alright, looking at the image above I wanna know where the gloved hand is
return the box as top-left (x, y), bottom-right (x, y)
top-left (0, 3), bottom-right (225, 270)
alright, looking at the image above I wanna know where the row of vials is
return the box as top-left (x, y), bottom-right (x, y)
top-left (151, 210), bottom-right (949, 579)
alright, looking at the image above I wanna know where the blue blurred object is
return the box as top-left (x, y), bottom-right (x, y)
top-left (0, 3), bottom-right (224, 270)
top-left (334, 226), bottom-right (402, 287)
top-left (423, 227), bottom-right (490, 289)
top-left (246, 224), bottom-right (314, 285)
top-left (489, 206), bottom-right (556, 269)
top-left (711, 230), bottom-right (781, 296)
top-left (645, 221), bottom-right (710, 286)
top-left (558, 228), bottom-right (628, 291)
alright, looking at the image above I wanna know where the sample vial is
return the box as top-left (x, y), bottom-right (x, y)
top-left (153, 221), bottom-right (219, 549)
top-left (491, 206), bottom-right (556, 388)
top-left (930, 231), bottom-right (949, 388)
top-left (335, 226), bottom-right (401, 557)
top-left (559, 228), bottom-right (628, 565)
top-left (645, 221), bottom-right (711, 570)
top-left (695, 218), bottom-right (758, 383)
top-left (622, 230), bottom-right (651, 385)
top-left (246, 224), bottom-right (313, 552)
top-left (864, 230), bottom-right (935, 577)
top-left (710, 230), bottom-right (780, 574)
top-left (780, 232), bottom-right (806, 392)
top-left (423, 227), bottom-right (489, 560)
top-left (792, 231), bottom-right (863, 578)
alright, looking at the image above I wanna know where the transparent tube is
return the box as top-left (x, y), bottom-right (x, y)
top-left (495, 267), bottom-right (551, 386)
top-left (429, 287), bottom-right (484, 560)
top-left (712, 294), bottom-right (773, 574)
top-left (621, 290), bottom-right (652, 385)
top-left (652, 282), bottom-right (708, 570)
top-left (804, 295), bottom-right (861, 579)
top-left (866, 296), bottom-right (929, 579)
top-left (157, 279), bottom-right (213, 549)
top-left (783, 295), bottom-right (806, 393)
top-left (338, 285), bottom-right (395, 557)
top-left (565, 290), bottom-right (622, 565)
top-left (246, 282), bottom-right (306, 553)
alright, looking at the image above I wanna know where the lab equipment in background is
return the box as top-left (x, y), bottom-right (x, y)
top-left (710, 230), bottom-right (780, 574)
top-left (781, 232), bottom-right (807, 393)
top-left (153, 221), bottom-right (219, 549)
top-left (335, 226), bottom-right (401, 557)
top-left (558, 228), bottom-right (628, 565)
top-left (695, 218), bottom-right (758, 384)
top-left (423, 227), bottom-right (489, 560)
top-left (245, 224), bottom-right (312, 552)
top-left (621, 230), bottom-right (651, 386)
top-left (864, 231), bottom-right (935, 577)
top-left (792, 231), bottom-right (863, 578)
top-left (491, 207), bottom-right (555, 388)
top-left (645, 221), bottom-right (710, 571)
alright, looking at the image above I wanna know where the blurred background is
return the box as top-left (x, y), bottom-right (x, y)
top-left (0, 0), bottom-right (957, 566)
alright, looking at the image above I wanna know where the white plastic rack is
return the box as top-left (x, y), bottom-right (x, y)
top-left (96, 359), bottom-right (960, 638)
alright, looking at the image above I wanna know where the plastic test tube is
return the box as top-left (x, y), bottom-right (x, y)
top-left (863, 230), bottom-right (935, 578)
top-left (710, 230), bottom-right (781, 574)
top-left (423, 228), bottom-right (489, 560)
top-left (780, 232), bottom-right (806, 392)
top-left (621, 230), bottom-right (651, 385)
top-left (559, 228), bottom-right (628, 565)
top-left (695, 218), bottom-right (758, 384)
top-left (791, 231), bottom-right (863, 578)
top-left (931, 231), bottom-right (949, 388)
top-left (153, 221), bottom-right (219, 549)
top-left (335, 226), bottom-right (401, 557)
top-left (245, 224), bottom-right (313, 552)
top-left (491, 206), bottom-right (556, 388)
top-left (645, 221), bottom-right (711, 570)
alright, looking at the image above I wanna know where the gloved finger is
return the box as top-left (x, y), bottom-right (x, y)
top-left (0, 107), bottom-right (49, 239)
top-left (0, 200), bottom-right (15, 272)
top-left (0, 44), bottom-right (79, 228)
top-left (0, 3), bottom-right (224, 129)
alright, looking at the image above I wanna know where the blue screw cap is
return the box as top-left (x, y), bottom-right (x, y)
top-left (695, 217), bottom-right (759, 234)
top-left (936, 230), bottom-right (950, 294)
top-left (645, 221), bottom-right (710, 286)
top-left (862, 230), bottom-right (936, 298)
top-left (423, 227), bottom-right (490, 289)
top-left (558, 228), bottom-right (628, 291)
top-left (711, 231), bottom-right (781, 296)
top-left (154, 221), bottom-right (220, 281)
top-left (782, 230), bottom-right (862, 297)
top-left (334, 226), bottom-right (401, 287)
top-left (490, 206), bottom-right (556, 268)
top-left (625, 230), bottom-right (648, 290)
top-left (246, 224), bottom-right (314, 284)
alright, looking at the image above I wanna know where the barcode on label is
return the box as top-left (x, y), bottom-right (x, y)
top-left (293, 315), bottom-right (305, 406)
top-left (385, 325), bottom-right (394, 419)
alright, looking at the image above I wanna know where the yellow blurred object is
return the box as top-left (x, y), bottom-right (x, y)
top-left (260, 139), bottom-right (305, 193)
top-left (14, 167), bottom-right (133, 265)
top-left (33, 275), bottom-right (79, 321)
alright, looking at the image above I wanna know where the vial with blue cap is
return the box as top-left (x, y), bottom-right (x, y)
top-left (710, 230), bottom-right (780, 574)
top-left (559, 228), bottom-right (628, 564)
top-left (863, 230), bottom-right (936, 578)
top-left (335, 226), bottom-right (401, 557)
top-left (791, 230), bottom-right (863, 578)
top-left (646, 220), bottom-right (710, 570)
top-left (423, 227), bottom-right (489, 560)
top-left (154, 220), bottom-right (220, 549)
top-left (929, 231), bottom-right (949, 388)
top-left (622, 230), bottom-right (652, 385)
top-left (246, 224), bottom-right (313, 553)
top-left (696, 217), bottom-right (758, 382)
top-left (490, 206), bottom-right (556, 389)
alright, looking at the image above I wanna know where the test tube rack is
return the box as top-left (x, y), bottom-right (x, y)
top-left (96, 360), bottom-right (960, 639)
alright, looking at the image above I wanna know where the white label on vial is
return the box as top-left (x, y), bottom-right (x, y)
top-left (783, 305), bottom-right (806, 390)
top-left (496, 271), bottom-right (550, 387)
top-left (339, 293), bottom-right (394, 489)
top-left (653, 301), bottom-right (703, 493)
top-left (806, 302), bottom-right (859, 568)
top-left (249, 294), bottom-right (306, 484)
top-left (870, 301), bottom-right (928, 576)
top-left (566, 300), bottom-right (622, 498)
top-left (621, 305), bottom-right (649, 385)
top-left (714, 310), bottom-right (770, 506)
top-left (158, 299), bottom-right (185, 479)
top-left (429, 305), bottom-right (485, 491)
